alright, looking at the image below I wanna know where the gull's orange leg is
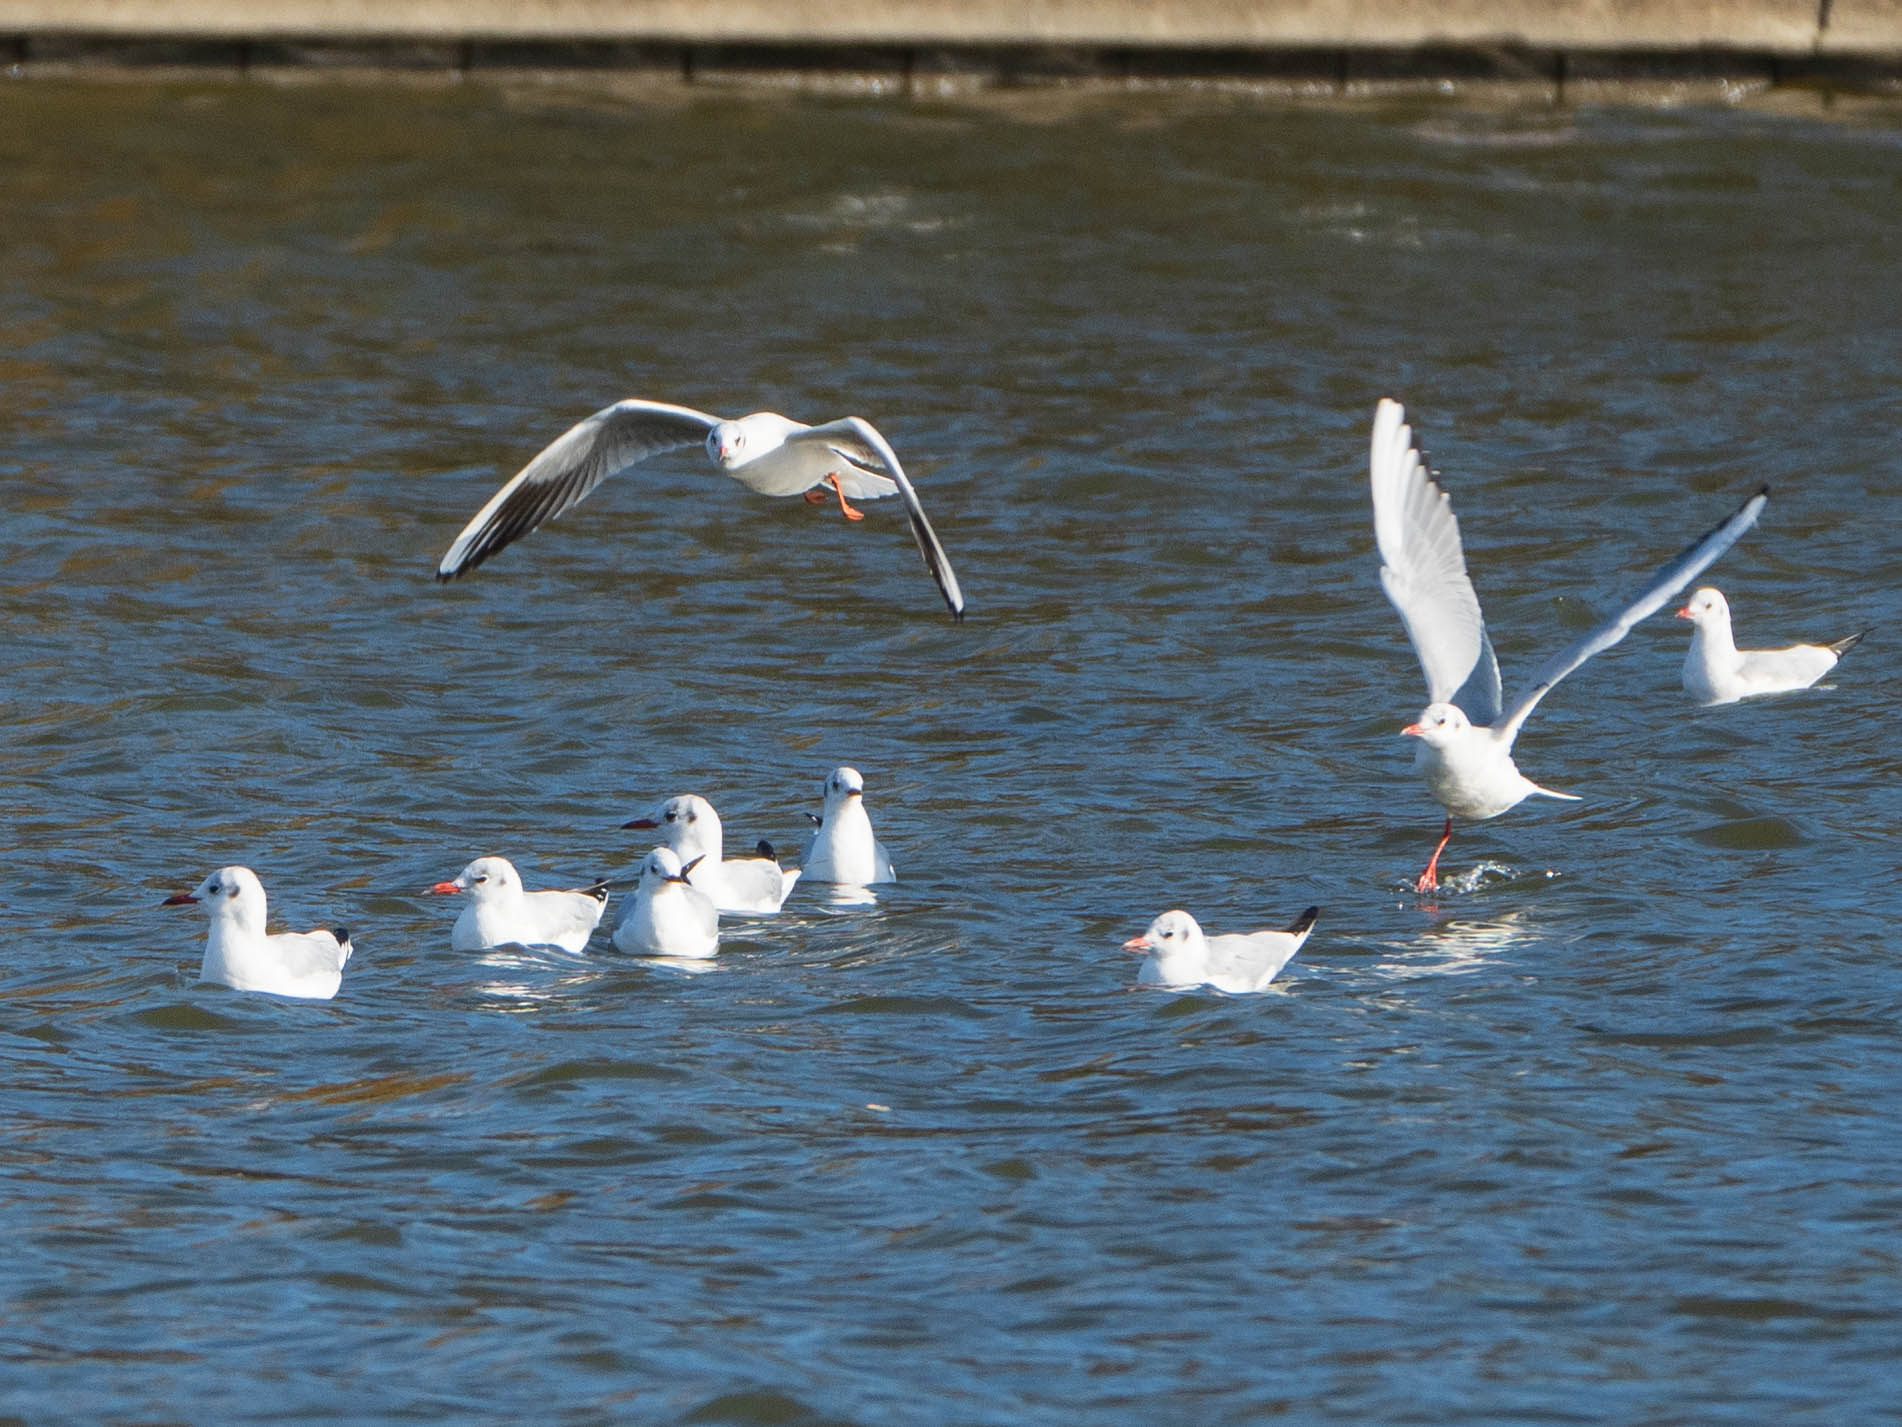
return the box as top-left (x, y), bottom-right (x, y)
top-left (828, 474), bottom-right (867, 522)
top-left (1416, 816), bottom-right (1453, 894)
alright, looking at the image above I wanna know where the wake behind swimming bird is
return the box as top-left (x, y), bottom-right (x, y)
top-left (162, 865), bottom-right (352, 1000)
top-left (427, 856), bottom-right (607, 954)
top-left (1370, 398), bottom-right (1767, 893)
top-left (622, 794), bottom-right (800, 915)
top-left (435, 399), bottom-right (965, 619)
top-left (613, 847), bottom-right (720, 959)
top-left (1677, 586), bottom-right (1867, 705)
top-left (1124, 907), bottom-right (1319, 993)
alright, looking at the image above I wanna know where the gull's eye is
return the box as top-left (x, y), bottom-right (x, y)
top-left (664, 809), bottom-right (677, 823)
top-left (207, 881), bottom-right (220, 894)
top-left (474, 874), bottom-right (487, 884)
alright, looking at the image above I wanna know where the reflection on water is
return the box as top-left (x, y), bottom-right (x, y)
top-left (1367, 905), bottom-right (1544, 979)
top-left (464, 942), bottom-right (610, 1003)
top-left (2, 79), bottom-right (1900, 1425)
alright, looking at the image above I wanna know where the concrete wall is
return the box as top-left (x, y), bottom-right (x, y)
top-left (0, 0), bottom-right (1894, 51)
top-left (3, 0), bottom-right (1899, 91)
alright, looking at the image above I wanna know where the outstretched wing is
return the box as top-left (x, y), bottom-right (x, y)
top-left (437, 400), bottom-right (720, 579)
top-left (1370, 399), bottom-right (1502, 724)
top-left (1497, 485), bottom-right (1769, 745)
top-left (799, 417), bottom-right (967, 621)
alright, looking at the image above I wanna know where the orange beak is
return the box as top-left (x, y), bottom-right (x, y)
top-left (1401, 723), bottom-right (1425, 737)
top-left (1674, 607), bottom-right (1693, 619)
top-left (1122, 934), bottom-right (1153, 955)
top-left (426, 881), bottom-right (461, 896)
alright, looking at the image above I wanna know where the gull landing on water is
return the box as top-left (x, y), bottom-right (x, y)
top-left (162, 865), bottom-right (352, 1000)
top-left (427, 856), bottom-right (608, 954)
top-left (1370, 398), bottom-right (1767, 894)
top-left (1124, 907), bottom-right (1319, 994)
top-left (435, 399), bottom-right (966, 619)
top-left (1677, 586), bottom-right (1867, 705)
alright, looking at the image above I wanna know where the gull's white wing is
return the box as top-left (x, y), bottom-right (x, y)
top-left (1497, 485), bottom-right (1768, 746)
top-left (799, 418), bottom-right (967, 620)
top-left (273, 929), bottom-right (353, 979)
top-left (1370, 399), bottom-right (1502, 725)
top-left (437, 400), bottom-right (720, 579)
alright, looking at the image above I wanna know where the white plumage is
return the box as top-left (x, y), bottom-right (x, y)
top-left (435, 399), bottom-right (964, 618)
top-left (428, 855), bottom-right (607, 954)
top-left (1371, 398), bottom-right (1766, 891)
top-left (163, 865), bottom-right (352, 1001)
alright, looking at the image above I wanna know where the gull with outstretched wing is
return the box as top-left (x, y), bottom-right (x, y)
top-left (1371, 398), bottom-right (1766, 892)
top-left (436, 399), bottom-right (965, 619)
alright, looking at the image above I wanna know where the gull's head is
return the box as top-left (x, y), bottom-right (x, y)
top-left (706, 420), bottom-right (748, 468)
top-left (1123, 910), bottom-right (1206, 960)
top-left (1402, 701), bottom-right (1470, 747)
top-left (623, 794), bottom-right (718, 849)
top-left (823, 766), bottom-right (866, 806)
top-left (1676, 586), bottom-right (1729, 627)
top-left (639, 846), bottom-right (698, 891)
top-left (430, 855), bottom-right (517, 900)
top-left (163, 865), bottom-right (265, 924)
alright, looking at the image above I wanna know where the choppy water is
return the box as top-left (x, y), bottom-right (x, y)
top-left (4, 78), bottom-right (1902, 1423)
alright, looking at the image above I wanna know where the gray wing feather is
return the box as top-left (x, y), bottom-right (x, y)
top-left (802, 417), bottom-right (967, 620)
top-left (1371, 399), bottom-right (1503, 725)
top-left (437, 399), bottom-right (720, 579)
top-left (1497, 485), bottom-right (1769, 744)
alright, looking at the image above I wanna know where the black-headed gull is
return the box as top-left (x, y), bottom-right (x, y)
top-left (1123, 907), bottom-right (1318, 993)
top-left (426, 856), bottom-right (608, 953)
top-left (801, 766), bottom-right (896, 885)
top-left (621, 794), bottom-right (800, 915)
top-left (1371, 398), bottom-right (1767, 892)
top-left (1677, 587), bottom-right (1866, 705)
top-left (435, 399), bottom-right (965, 619)
top-left (162, 865), bottom-right (352, 1000)
top-left (612, 847), bottom-right (720, 959)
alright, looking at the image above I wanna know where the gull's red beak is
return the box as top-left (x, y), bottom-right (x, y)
top-left (426, 881), bottom-right (461, 896)
top-left (1674, 606), bottom-right (1694, 619)
top-left (161, 892), bottom-right (198, 907)
top-left (1401, 722), bottom-right (1425, 737)
top-left (1122, 934), bottom-right (1153, 955)
top-left (622, 817), bottom-right (659, 830)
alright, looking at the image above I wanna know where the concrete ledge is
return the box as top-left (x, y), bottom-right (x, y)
top-left (0, 0), bottom-right (1894, 51)
top-left (4, 0), bottom-right (1901, 94)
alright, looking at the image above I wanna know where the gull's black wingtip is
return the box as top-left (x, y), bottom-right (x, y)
top-left (1287, 906), bottom-right (1321, 936)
